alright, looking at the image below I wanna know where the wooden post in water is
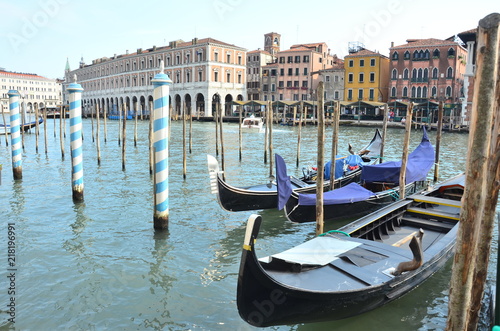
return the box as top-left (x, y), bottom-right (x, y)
top-left (35, 102), bottom-right (40, 153)
top-left (68, 76), bottom-right (84, 202)
top-left (315, 82), bottom-right (325, 236)
top-left (380, 103), bottom-right (389, 162)
top-left (20, 101), bottom-right (25, 150)
top-left (239, 104), bottom-right (243, 161)
top-left (189, 105), bottom-right (193, 154)
top-left (447, 13), bottom-right (500, 331)
top-left (8, 90), bottom-right (22, 179)
top-left (134, 101), bottom-right (138, 147)
top-left (398, 102), bottom-right (413, 199)
top-left (118, 103), bottom-right (122, 146)
top-left (151, 61), bottom-right (172, 230)
top-left (122, 102), bottom-right (127, 171)
top-left (103, 102), bottom-right (108, 143)
top-left (96, 103), bottom-right (101, 166)
top-left (182, 102), bottom-right (187, 179)
top-left (1, 106), bottom-right (8, 145)
top-left (296, 101), bottom-right (303, 167)
top-left (58, 104), bottom-right (63, 158)
top-left (53, 103), bottom-right (56, 137)
top-left (214, 100), bottom-right (219, 156)
top-left (268, 101), bottom-right (274, 180)
top-left (219, 102), bottom-right (225, 178)
top-left (264, 103), bottom-right (269, 164)
top-left (329, 100), bottom-right (340, 191)
top-left (433, 101), bottom-right (444, 182)
top-left (90, 104), bottom-right (95, 143)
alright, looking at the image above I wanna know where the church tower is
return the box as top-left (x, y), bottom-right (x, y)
top-left (264, 32), bottom-right (281, 55)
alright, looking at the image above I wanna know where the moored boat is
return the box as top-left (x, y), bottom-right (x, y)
top-left (237, 174), bottom-right (465, 327)
top-left (0, 117), bottom-right (44, 135)
top-left (241, 115), bottom-right (264, 130)
top-left (207, 129), bottom-right (383, 212)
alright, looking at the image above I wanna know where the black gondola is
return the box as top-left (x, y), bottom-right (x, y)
top-left (237, 174), bottom-right (464, 327)
top-left (278, 127), bottom-right (435, 223)
top-left (0, 117), bottom-right (44, 135)
top-left (207, 129), bottom-right (383, 212)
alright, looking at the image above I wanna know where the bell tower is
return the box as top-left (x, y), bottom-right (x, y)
top-left (264, 32), bottom-right (281, 55)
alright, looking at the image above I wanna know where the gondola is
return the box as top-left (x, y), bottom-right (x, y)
top-left (278, 127), bottom-right (435, 223)
top-left (0, 117), bottom-right (44, 135)
top-left (237, 174), bottom-right (464, 327)
top-left (207, 129), bottom-right (383, 212)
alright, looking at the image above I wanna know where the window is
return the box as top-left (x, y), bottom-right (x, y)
top-left (348, 73), bottom-right (353, 83)
top-left (176, 55), bottom-right (180, 64)
top-left (446, 86), bottom-right (452, 97)
top-left (424, 50), bottom-right (430, 59)
top-left (391, 86), bottom-right (397, 97)
top-left (303, 68), bottom-right (308, 75)
top-left (287, 56), bottom-right (293, 63)
top-left (404, 51), bottom-right (410, 60)
top-left (227, 72), bottom-right (230, 82)
top-left (423, 68), bottom-right (429, 80)
top-left (347, 89), bottom-right (353, 100)
top-left (370, 58), bottom-right (376, 66)
top-left (433, 49), bottom-right (440, 58)
top-left (278, 81), bottom-right (284, 88)
top-left (348, 60), bottom-right (354, 67)
top-left (369, 89), bottom-right (374, 100)
top-left (447, 67), bottom-right (453, 78)
top-left (411, 86), bottom-right (416, 98)
top-left (287, 81), bottom-right (292, 87)
top-left (417, 86), bottom-right (421, 98)
top-left (295, 68), bottom-right (299, 76)
top-left (403, 86), bottom-right (408, 97)
top-left (448, 48), bottom-right (455, 57)
top-left (403, 68), bottom-right (409, 79)
top-left (412, 68), bottom-right (417, 80)
top-left (214, 53), bottom-right (218, 62)
top-left (186, 72), bottom-right (191, 82)
top-left (432, 68), bottom-right (438, 79)
top-left (360, 59), bottom-right (365, 67)
top-left (391, 69), bottom-right (397, 80)
top-left (325, 75), bottom-right (330, 82)
top-left (422, 86), bottom-right (427, 98)
top-left (370, 72), bottom-right (375, 82)
top-left (238, 55), bottom-right (242, 65)
top-left (288, 68), bottom-right (293, 76)
top-left (392, 51), bottom-right (399, 60)
top-left (302, 81), bottom-right (308, 88)
top-left (227, 53), bottom-right (231, 63)
top-left (295, 56), bottom-right (300, 63)
top-left (294, 81), bottom-right (299, 87)
top-left (334, 91), bottom-right (339, 99)
top-left (279, 57), bottom-right (285, 63)
top-left (431, 86), bottom-right (437, 97)
top-left (293, 94), bottom-right (299, 101)
top-left (198, 71), bottom-right (203, 82)
top-left (358, 89), bottom-right (363, 99)
top-left (303, 55), bottom-right (309, 63)
top-left (280, 68), bottom-right (284, 75)
top-left (271, 83), bottom-right (275, 92)
top-left (359, 73), bottom-right (364, 82)
top-left (214, 72), bottom-right (218, 82)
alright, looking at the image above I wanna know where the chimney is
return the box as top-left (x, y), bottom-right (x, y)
top-left (153, 45), bottom-right (157, 51)
top-left (192, 38), bottom-right (198, 45)
top-left (391, 41), bottom-right (394, 48)
top-left (137, 48), bottom-right (142, 54)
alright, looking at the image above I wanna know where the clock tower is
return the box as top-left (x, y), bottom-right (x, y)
top-left (264, 32), bottom-right (281, 55)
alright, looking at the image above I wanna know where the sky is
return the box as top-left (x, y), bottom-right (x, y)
top-left (0, 0), bottom-right (498, 80)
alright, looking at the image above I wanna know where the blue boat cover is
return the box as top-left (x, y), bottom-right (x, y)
top-left (324, 155), bottom-right (364, 180)
top-left (361, 127), bottom-right (435, 185)
top-left (298, 182), bottom-right (376, 206)
top-left (276, 154), bottom-right (293, 210)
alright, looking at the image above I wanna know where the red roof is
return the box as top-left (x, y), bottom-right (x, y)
top-left (390, 38), bottom-right (459, 49)
top-left (345, 49), bottom-right (388, 58)
top-left (0, 70), bottom-right (48, 80)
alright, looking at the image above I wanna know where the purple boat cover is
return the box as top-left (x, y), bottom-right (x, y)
top-left (276, 154), bottom-right (293, 210)
top-left (298, 182), bottom-right (376, 206)
top-left (361, 127), bottom-right (435, 185)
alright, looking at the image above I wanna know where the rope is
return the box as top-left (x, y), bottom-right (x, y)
top-left (319, 230), bottom-right (350, 237)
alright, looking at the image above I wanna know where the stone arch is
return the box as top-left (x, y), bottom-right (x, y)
top-left (224, 94), bottom-right (233, 116)
top-left (196, 93), bottom-right (205, 116)
top-left (184, 94), bottom-right (192, 115)
top-left (212, 93), bottom-right (221, 117)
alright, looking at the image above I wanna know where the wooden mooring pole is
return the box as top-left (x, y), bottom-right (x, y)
top-left (183, 102), bottom-right (187, 179)
top-left (35, 103), bottom-right (39, 153)
top-left (433, 101), bottom-right (444, 182)
top-left (398, 102), bottom-right (413, 200)
top-left (264, 103), bottom-right (269, 164)
top-left (239, 104), bottom-right (242, 161)
top-left (329, 100), bottom-right (340, 191)
top-left (296, 101), bottom-right (303, 167)
top-left (446, 13), bottom-right (500, 331)
top-left (152, 61), bottom-right (172, 230)
top-left (68, 76), bottom-right (84, 202)
top-left (315, 82), bottom-right (325, 236)
top-left (380, 103), bottom-right (389, 162)
top-left (219, 102), bottom-right (225, 179)
top-left (121, 102), bottom-right (127, 171)
top-left (96, 103), bottom-right (101, 166)
top-left (2, 106), bottom-right (8, 145)
top-left (268, 101), bottom-right (274, 181)
top-left (8, 90), bottom-right (22, 180)
top-left (58, 104), bottom-right (63, 158)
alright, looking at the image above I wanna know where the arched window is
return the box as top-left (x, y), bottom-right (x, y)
top-left (391, 69), bottom-right (398, 79)
top-left (404, 51), bottom-right (410, 60)
top-left (417, 86), bottom-right (422, 98)
top-left (446, 86), bottom-right (452, 98)
top-left (432, 67), bottom-right (438, 79)
top-left (411, 86), bottom-right (416, 98)
top-left (391, 86), bottom-right (397, 97)
top-left (433, 49), bottom-right (440, 58)
top-left (424, 50), bottom-right (430, 59)
top-left (412, 68), bottom-right (417, 80)
top-left (418, 50), bottom-right (424, 59)
top-left (392, 51), bottom-right (399, 60)
top-left (422, 86), bottom-right (428, 98)
top-left (403, 68), bottom-right (409, 79)
top-left (448, 48), bottom-right (455, 57)
top-left (423, 68), bottom-right (429, 80)
top-left (403, 86), bottom-right (408, 97)
top-left (413, 50), bottom-right (419, 59)
top-left (417, 68), bottom-right (423, 80)
top-left (447, 67), bottom-right (453, 78)
top-left (431, 86), bottom-right (437, 97)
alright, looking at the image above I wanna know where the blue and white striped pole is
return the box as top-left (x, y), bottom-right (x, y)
top-left (152, 61), bottom-right (172, 229)
top-left (8, 90), bottom-right (22, 179)
top-left (68, 75), bottom-right (84, 202)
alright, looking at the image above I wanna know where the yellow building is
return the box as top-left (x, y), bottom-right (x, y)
top-left (344, 48), bottom-right (390, 103)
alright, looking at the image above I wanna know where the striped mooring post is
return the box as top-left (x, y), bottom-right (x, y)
top-left (152, 61), bottom-right (172, 230)
top-left (8, 90), bottom-right (22, 180)
top-left (68, 76), bottom-right (84, 202)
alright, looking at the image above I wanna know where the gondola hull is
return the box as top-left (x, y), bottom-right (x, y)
top-left (237, 174), bottom-right (464, 327)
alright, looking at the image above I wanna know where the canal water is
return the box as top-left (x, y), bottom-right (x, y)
top-left (0, 118), bottom-right (496, 330)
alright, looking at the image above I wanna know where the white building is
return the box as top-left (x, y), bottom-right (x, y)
top-left (64, 38), bottom-right (247, 117)
top-left (0, 68), bottom-right (62, 114)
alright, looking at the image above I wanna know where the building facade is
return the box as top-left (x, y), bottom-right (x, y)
top-left (317, 59), bottom-right (345, 101)
top-left (1, 68), bottom-right (62, 115)
top-left (246, 49), bottom-right (274, 100)
top-left (344, 48), bottom-right (390, 103)
top-left (388, 38), bottom-right (467, 106)
top-left (64, 38), bottom-right (247, 117)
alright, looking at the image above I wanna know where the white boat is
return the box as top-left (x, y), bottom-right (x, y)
top-left (241, 115), bottom-right (264, 130)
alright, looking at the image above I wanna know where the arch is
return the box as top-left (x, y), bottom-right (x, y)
top-left (403, 86), bottom-right (408, 97)
top-left (416, 86), bottom-right (421, 98)
top-left (236, 94), bottom-right (244, 101)
top-left (175, 94), bottom-right (182, 117)
top-left (424, 49), bottom-right (430, 59)
top-left (432, 67), bottom-right (439, 79)
top-left (391, 86), bottom-right (397, 97)
top-left (422, 86), bottom-right (428, 98)
top-left (413, 50), bottom-right (419, 59)
top-left (417, 68), bottom-right (423, 80)
top-left (447, 48), bottom-right (455, 57)
top-left (224, 94), bottom-right (233, 116)
top-left (140, 96), bottom-right (146, 117)
top-left (212, 93), bottom-right (221, 117)
top-left (431, 86), bottom-right (437, 98)
top-left (184, 94), bottom-right (192, 115)
top-left (404, 51), bottom-right (410, 60)
top-left (403, 68), bottom-right (409, 79)
top-left (412, 68), bottom-right (417, 80)
top-left (411, 86), bottom-right (416, 98)
top-left (392, 51), bottom-right (399, 60)
top-left (391, 68), bottom-right (398, 80)
top-left (446, 86), bottom-right (452, 98)
top-left (195, 93), bottom-right (205, 116)
top-left (447, 67), bottom-right (453, 78)
top-left (433, 49), bottom-right (440, 58)
top-left (423, 68), bottom-right (429, 80)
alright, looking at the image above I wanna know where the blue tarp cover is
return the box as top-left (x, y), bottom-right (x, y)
top-left (324, 155), bottom-right (364, 180)
top-left (361, 127), bottom-right (435, 185)
top-left (276, 154), bottom-right (293, 210)
top-left (298, 182), bottom-right (376, 206)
